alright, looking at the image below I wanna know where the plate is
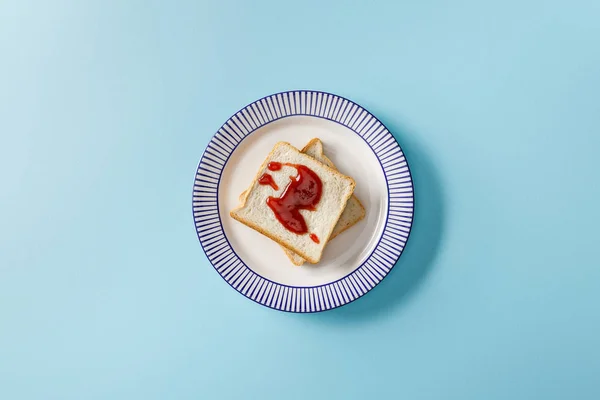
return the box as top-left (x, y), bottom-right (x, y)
top-left (193, 91), bottom-right (414, 312)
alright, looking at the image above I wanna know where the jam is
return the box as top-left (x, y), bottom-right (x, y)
top-left (309, 233), bottom-right (320, 244)
top-left (258, 173), bottom-right (278, 190)
top-left (266, 164), bottom-right (322, 235)
top-left (267, 162), bottom-right (282, 171)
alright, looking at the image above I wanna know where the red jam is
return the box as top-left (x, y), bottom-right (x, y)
top-left (309, 233), bottom-right (320, 244)
top-left (258, 173), bottom-right (278, 190)
top-left (267, 162), bottom-right (282, 171)
top-left (266, 164), bottom-right (323, 235)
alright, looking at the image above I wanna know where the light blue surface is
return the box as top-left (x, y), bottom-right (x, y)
top-left (1, 0), bottom-right (599, 399)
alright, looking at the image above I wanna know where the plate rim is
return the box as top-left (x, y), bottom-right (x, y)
top-left (193, 90), bottom-right (414, 313)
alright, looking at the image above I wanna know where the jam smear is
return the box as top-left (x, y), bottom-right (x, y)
top-left (309, 233), bottom-right (320, 244)
top-left (267, 162), bottom-right (282, 171)
top-left (266, 164), bottom-right (323, 235)
top-left (258, 173), bottom-right (278, 190)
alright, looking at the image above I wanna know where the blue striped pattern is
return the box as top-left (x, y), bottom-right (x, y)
top-left (193, 91), bottom-right (414, 312)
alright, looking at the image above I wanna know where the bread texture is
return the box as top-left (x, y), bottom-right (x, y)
top-left (230, 142), bottom-right (355, 264)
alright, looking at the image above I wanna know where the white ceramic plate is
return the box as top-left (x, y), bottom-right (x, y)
top-left (193, 91), bottom-right (414, 312)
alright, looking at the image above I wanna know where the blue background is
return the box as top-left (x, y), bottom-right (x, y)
top-left (2, 1), bottom-right (600, 399)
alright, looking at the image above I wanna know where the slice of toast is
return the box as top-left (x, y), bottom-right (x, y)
top-left (237, 139), bottom-right (366, 266)
top-left (230, 142), bottom-right (355, 264)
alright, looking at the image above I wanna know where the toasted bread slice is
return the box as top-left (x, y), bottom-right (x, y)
top-left (237, 139), bottom-right (366, 266)
top-left (231, 142), bottom-right (355, 264)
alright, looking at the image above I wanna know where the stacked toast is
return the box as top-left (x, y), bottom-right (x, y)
top-left (231, 140), bottom-right (365, 265)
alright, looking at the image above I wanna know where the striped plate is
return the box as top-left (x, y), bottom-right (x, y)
top-left (193, 91), bottom-right (414, 312)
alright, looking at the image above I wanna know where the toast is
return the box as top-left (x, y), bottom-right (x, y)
top-left (230, 142), bottom-right (356, 264)
top-left (238, 139), bottom-right (366, 265)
